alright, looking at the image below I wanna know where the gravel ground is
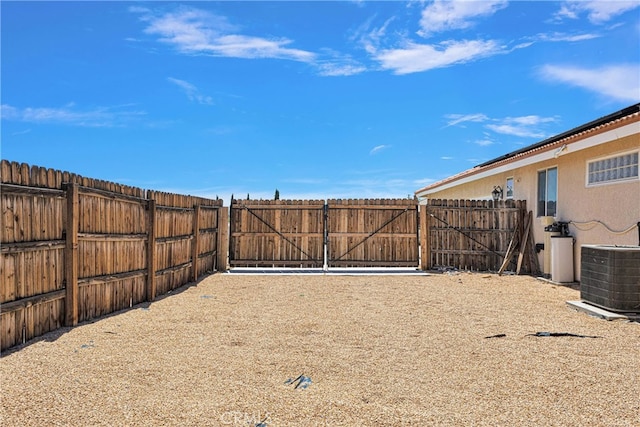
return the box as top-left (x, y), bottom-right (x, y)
top-left (1, 272), bottom-right (639, 426)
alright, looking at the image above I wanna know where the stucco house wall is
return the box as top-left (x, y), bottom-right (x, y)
top-left (416, 107), bottom-right (640, 281)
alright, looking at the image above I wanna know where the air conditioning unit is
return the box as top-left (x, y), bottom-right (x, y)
top-left (580, 245), bottom-right (640, 313)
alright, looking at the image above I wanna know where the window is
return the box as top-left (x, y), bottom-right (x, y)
top-left (537, 167), bottom-right (557, 217)
top-left (505, 177), bottom-right (514, 199)
top-left (587, 151), bottom-right (639, 186)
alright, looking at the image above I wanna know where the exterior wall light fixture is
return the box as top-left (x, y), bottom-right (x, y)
top-left (492, 185), bottom-right (503, 202)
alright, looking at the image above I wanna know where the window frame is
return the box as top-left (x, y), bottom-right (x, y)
top-left (585, 149), bottom-right (639, 188)
top-left (537, 166), bottom-right (558, 218)
top-left (505, 177), bottom-right (514, 199)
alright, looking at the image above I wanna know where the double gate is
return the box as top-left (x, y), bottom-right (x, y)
top-left (229, 199), bottom-right (419, 268)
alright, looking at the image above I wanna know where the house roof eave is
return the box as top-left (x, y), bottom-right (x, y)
top-left (415, 103), bottom-right (640, 197)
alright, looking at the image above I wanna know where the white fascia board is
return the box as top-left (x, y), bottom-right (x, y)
top-left (417, 120), bottom-right (640, 197)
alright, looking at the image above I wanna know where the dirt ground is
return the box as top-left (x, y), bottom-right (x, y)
top-left (1, 272), bottom-right (639, 426)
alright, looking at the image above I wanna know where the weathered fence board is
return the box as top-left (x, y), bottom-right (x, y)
top-left (79, 275), bottom-right (146, 322)
top-left (1, 248), bottom-right (65, 302)
top-left (1, 160), bottom-right (224, 351)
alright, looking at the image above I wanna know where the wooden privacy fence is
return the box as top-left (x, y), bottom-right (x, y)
top-left (229, 198), bottom-right (419, 268)
top-left (421, 199), bottom-right (529, 272)
top-left (1, 160), bottom-right (227, 352)
top-left (1, 159), bottom-right (534, 352)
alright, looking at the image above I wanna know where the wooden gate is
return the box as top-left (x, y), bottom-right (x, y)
top-left (229, 198), bottom-right (419, 268)
top-left (229, 199), bottom-right (326, 267)
top-left (421, 199), bottom-right (527, 272)
top-left (326, 199), bottom-right (419, 267)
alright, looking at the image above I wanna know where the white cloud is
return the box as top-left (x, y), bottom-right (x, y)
top-left (1, 104), bottom-right (18, 119)
top-left (440, 156), bottom-right (453, 160)
top-left (473, 139), bottom-right (495, 146)
top-left (535, 32), bottom-right (601, 42)
top-left (486, 124), bottom-right (542, 138)
top-left (376, 39), bottom-right (504, 74)
top-left (1, 104), bottom-right (146, 127)
top-left (445, 111), bottom-right (559, 139)
top-left (356, 16), bottom-right (397, 55)
top-left (486, 123), bottom-right (541, 137)
top-left (135, 7), bottom-right (315, 62)
top-left (554, 1), bottom-right (640, 24)
top-left (212, 35), bottom-right (314, 61)
top-left (370, 144), bottom-right (391, 155)
top-left (356, 2), bottom-right (531, 76)
top-left (540, 64), bottom-right (640, 102)
top-left (316, 50), bottom-right (368, 76)
top-left (317, 62), bottom-right (367, 77)
top-left (444, 113), bottom-right (489, 127)
top-left (486, 115), bottom-right (558, 138)
top-left (418, 0), bottom-right (508, 37)
top-left (167, 77), bottom-right (213, 105)
top-left (506, 115), bottom-right (558, 126)
top-left (554, 4), bottom-right (578, 21)
top-left (513, 41), bottom-right (535, 50)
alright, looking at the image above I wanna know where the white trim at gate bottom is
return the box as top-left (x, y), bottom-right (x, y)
top-left (226, 267), bottom-right (430, 276)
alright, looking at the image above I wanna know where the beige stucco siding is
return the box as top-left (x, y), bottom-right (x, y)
top-left (419, 130), bottom-right (640, 281)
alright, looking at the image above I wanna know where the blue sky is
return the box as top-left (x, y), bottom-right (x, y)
top-left (2, 1), bottom-right (639, 202)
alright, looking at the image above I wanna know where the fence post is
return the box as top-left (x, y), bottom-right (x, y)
top-left (323, 202), bottom-right (329, 270)
top-left (419, 204), bottom-right (430, 271)
top-left (217, 207), bottom-right (229, 272)
top-left (64, 182), bottom-right (79, 326)
top-left (192, 204), bottom-right (201, 281)
top-left (146, 198), bottom-right (156, 301)
top-left (274, 202), bottom-right (281, 262)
